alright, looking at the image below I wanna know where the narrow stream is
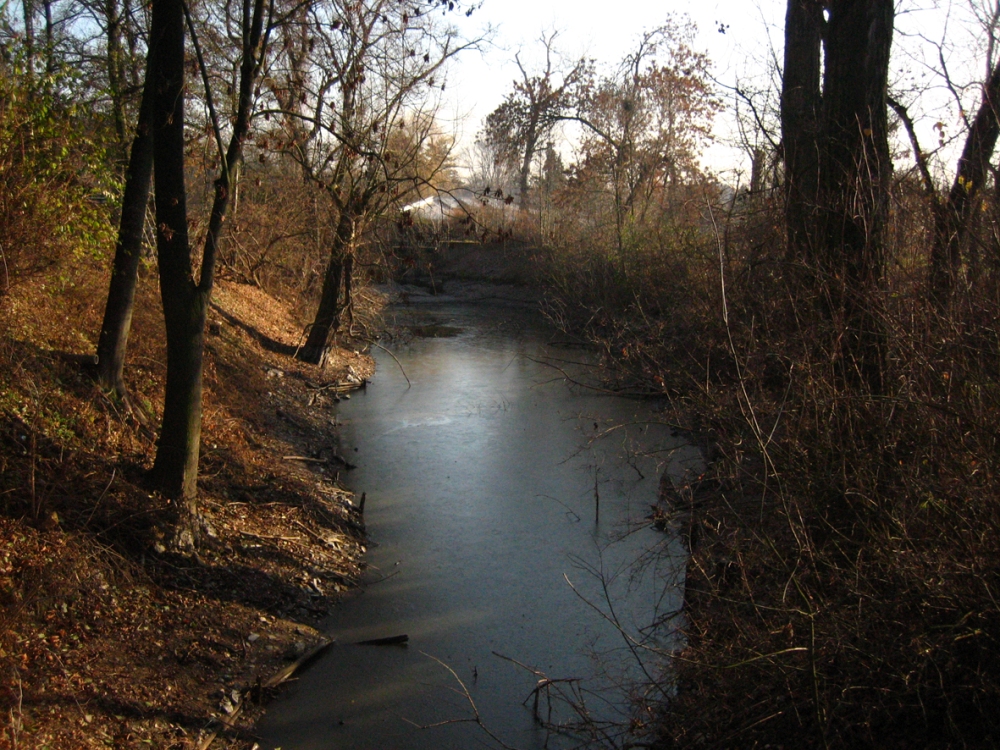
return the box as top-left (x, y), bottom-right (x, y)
top-left (257, 297), bottom-right (695, 749)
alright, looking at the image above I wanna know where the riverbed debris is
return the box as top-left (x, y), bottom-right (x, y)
top-left (305, 378), bottom-right (367, 394)
top-left (195, 639), bottom-right (335, 750)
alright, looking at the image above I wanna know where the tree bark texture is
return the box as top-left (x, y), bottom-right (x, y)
top-left (780, 0), bottom-right (894, 394)
top-left (780, 0), bottom-right (823, 266)
top-left (148, 0), bottom-right (204, 503)
top-left (105, 0), bottom-right (129, 151)
top-left (95, 71), bottom-right (154, 397)
top-left (149, 0), bottom-right (266, 504)
top-left (22, 0), bottom-right (36, 81)
top-left (819, 0), bottom-right (893, 393)
top-left (298, 208), bottom-right (355, 365)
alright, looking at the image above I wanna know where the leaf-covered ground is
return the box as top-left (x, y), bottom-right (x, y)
top-left (0, 260), bottom-right (377, 749)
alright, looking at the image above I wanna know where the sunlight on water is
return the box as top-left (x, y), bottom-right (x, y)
top-left (257, 300), bottom-right (689, 750)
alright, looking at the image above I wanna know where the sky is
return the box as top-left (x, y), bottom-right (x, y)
top-left (440, 0), bottom-right (788, 177)
top-left (438, 0), bottom-right (988, 183)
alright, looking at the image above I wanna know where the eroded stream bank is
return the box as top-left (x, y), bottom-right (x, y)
top-left (258, 296), bottom-right (698, 749)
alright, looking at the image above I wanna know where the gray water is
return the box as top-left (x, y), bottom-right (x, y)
top-left (257, 300), bottom-right (694, 750)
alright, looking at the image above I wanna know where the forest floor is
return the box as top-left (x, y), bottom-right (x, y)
top-left (0, 259), bottom-right (380, 749)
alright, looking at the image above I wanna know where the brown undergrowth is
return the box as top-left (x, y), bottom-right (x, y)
top-left (0, 256), bottom-right (377, 749)
top-left (660, 281), bottom-right (1000, 746)
top-left (540, 193), bottom-right (1000, 748)
top-left (655, 294), bottom-right (1000, 748)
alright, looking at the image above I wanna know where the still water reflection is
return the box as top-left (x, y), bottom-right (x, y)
top-left (257, 300), bottom-right (688, 749)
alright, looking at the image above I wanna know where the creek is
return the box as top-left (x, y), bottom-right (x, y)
top-left (256, 294), bottom-right (697, 749)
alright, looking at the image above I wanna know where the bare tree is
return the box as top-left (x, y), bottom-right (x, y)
top-left (479, 31), bottom-right (590, 209)
top-left (568, 20), bottom-right (718, 270)
top-left (891, 0), bottom-right (1000, 306)
top-left (466, 131), bottom-right (518, 197)
top-left (148, 0), bottom-right (272, 521)
top-left (264, 0), bottom-right (482, 365)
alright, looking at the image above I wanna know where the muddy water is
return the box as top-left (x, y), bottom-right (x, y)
top-left (257, 298), bottom-right (694, 749)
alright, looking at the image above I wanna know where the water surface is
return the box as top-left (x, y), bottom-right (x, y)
top-left (257, 300), bottom-right (690, 749)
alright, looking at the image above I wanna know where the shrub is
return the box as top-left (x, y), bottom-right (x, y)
top-left (0, 65), bottom-right (118, 297)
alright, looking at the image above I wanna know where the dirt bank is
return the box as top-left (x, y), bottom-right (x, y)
top-left (0, 264), bottom-right (377, 749)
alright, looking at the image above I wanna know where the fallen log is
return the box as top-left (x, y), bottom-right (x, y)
top-left (264, 639), bottom-right (335, 688)
top-left (305, 380), bottom-right (366, 394)
top-left (196, 640), bottom-right (334, 750)
top-left (357, 634), bottom-right (409, 646)
top-left (329, 452), bottom-right (357, 469)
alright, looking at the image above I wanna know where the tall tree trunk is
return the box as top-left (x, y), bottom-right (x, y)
top-left (105, 0), bottom-right (129, 152)
top-left (298, 208), bottom-right (355, 365)
top-left (42, 0), bottom-right (53, 76)
top-left (929, 60), bottom-right (1000, 307)
top-left (821, 0), bottom-right (895, 393)
top-left (149, 0), bottom-right (266, 512)
top-left (518, 130), bottom-right (537, 210)
top-left (22, 0), bottom-right (36, 82)
top-left (148, 0), bottom-right (203, 504)
top-left (342, 251), bottom-right (355, 327)
top-left (781, 0), bottom-right (893, 394)
top-left (819, 0), bottom-right (894, 394)
top-left (780, 0), bottom-right (823, 266)
top-left (124, 0), bottom-right (143, 88)
top-left (95, 70), bottom-right (154, 397)
top-left (199, 0), bottom-right (267, 297)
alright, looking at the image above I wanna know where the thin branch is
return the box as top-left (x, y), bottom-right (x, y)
top-left (405, 652), bottom-right (520, 750)
top-left (524, 355), bottom-right (660, 397)
top-left (939, 43), bottom-right (973, 132)
top-left (183, 0), bottom-right (227, 170)
top-left (371, 342), bottom-right (410, 388)
top-left (887, 95), bottom-right (938, 199)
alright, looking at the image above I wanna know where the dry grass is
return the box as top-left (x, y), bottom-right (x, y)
top-left (539, 188), bottom-right (1000, 748)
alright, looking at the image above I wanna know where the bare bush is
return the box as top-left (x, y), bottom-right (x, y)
top-left (647, 181), bottom-right (1000, 748)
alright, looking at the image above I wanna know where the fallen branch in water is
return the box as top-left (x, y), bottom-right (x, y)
top-left (402, 652), bottom-right (520, 750)
top-left (524, 356), bottom-right (660, 397)
top-left (365, 568), bottom-right (400, 586)
top-left (196, 640), bottom-right (334, 750)
top-left (372, 342), bottom-right (410, 388)
top-left (265, 640), bottom-right (335, 688)
top-left (357, 634), bottom-right (409, 646)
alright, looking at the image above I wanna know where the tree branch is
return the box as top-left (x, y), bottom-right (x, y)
top-left (887, 95), bottom-right (938, 199)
